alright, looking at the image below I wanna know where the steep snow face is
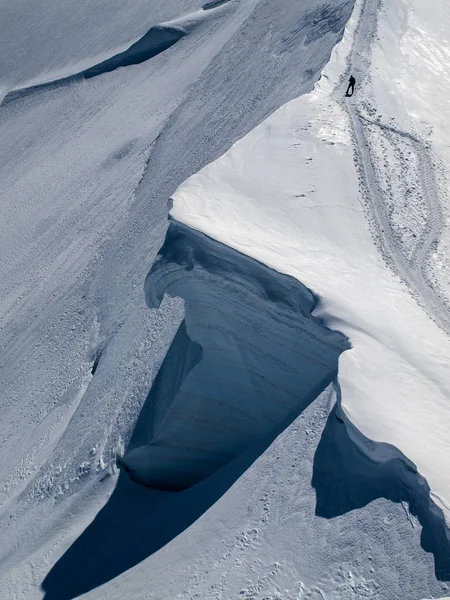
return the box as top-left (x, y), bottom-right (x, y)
top-left (171, 0), bottom-right (450, 531)
top-left (121, 223), bottom-right (348, 490)
top-left (0, 0), bottom-right (358, 594)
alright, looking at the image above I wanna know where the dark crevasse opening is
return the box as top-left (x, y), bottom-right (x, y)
top-left (120, 221), bottom-right (350, 490)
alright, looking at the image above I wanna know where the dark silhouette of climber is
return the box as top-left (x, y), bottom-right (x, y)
top-left (346, 75), bottom-right (356, 96)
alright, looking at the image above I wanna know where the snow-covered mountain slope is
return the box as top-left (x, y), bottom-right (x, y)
top-left (48, 389), bottom-right (447, 600)
top-left (172, 0), bottom-right (450, 523)
top-left (1, 0), bottom-right (450, 597)
top-left (0, 0), bottom-right (365, 597)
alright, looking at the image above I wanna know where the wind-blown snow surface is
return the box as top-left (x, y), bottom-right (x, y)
top-left (2, 0), bottom-right (450, 598)
top-left (121, 222), bottom-right (347, 490)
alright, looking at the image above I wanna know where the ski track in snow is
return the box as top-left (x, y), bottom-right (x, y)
top-left (344, 0), bottom-right (450, 333)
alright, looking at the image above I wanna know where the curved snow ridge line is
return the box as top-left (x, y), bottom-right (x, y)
top-left (334, 392), bottom-right (450, 579)
top-left (2, 22), bottom-right (185, 106)
top-left (82, 25), bottom-right (186, 79)
top-left (121, 220), bottom-right (349, 491)
top-left (2, 2), bottom-right (234, 106)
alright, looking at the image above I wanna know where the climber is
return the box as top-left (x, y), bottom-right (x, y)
top-left (346, 75), bottom-right (356, 96)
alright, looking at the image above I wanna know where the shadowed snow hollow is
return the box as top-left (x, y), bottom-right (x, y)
top-left (121, 222), bottom-right (349, 490)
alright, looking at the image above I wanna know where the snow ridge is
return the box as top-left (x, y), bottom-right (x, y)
top-left (127, 220), bottom-right (450, 578)
top-left (165, 0), bottom-right (450, 583)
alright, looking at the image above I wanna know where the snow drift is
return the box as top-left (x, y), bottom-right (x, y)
top-left (83, 26), bottom-right (185, 79)
top-left (4, 0), bottom-right (450, 596)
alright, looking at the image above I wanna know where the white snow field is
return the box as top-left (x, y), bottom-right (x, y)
top-left (1, 0), bottom-right (450, 597)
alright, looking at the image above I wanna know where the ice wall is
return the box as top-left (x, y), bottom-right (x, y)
top-left (121, 222), bottom-right (349, 489)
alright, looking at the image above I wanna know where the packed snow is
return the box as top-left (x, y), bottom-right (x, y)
top-left (0, 0), bottom-right (450, 597)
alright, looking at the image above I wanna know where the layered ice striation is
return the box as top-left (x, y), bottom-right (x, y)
top-left (121, 222), bottom-right (349, 490)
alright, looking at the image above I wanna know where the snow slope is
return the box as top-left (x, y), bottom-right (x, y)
top-left (172, 0), bottom-right (450, 528)
top-left (0, 0), bottom-right (379, 597)
top-left (1, 0), bottom-right (450, 596)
